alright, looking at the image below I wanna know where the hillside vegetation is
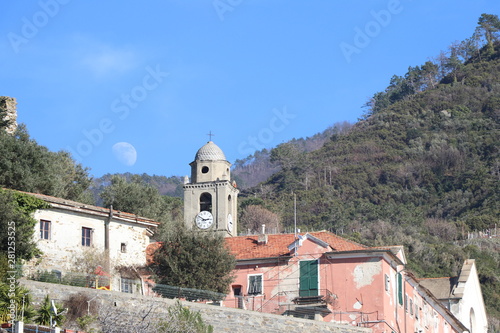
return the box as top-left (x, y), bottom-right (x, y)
top-left (240, 18), bottom-right (500, 323)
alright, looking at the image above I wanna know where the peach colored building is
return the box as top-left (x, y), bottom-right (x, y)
top-left (224, 231), bottom-right (472, 333)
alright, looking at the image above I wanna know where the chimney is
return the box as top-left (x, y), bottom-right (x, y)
top-left (258, 224), bottom-right (268, 245)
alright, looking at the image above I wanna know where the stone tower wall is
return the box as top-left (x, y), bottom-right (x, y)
top-left (0, 96), bottom-right (18, 134)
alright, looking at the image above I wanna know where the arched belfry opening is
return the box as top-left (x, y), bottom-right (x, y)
top-left (200, 192), bottom-right (212, 212)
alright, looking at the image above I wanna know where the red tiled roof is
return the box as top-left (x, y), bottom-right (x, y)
top-left (145, 231), bottom-right (367, 263)
top-left (225, 231), bottom-right (367, 260)
top-left (146, 242), bottom-right (163, 265)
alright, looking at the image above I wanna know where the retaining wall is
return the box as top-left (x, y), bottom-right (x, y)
top-left (20, 279), bottom-right (371, 333)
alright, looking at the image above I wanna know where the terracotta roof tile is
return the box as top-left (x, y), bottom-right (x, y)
top-left (225, 231), bottom-right (367, 260)
top-left (146, 242), bottom-right (163, 265)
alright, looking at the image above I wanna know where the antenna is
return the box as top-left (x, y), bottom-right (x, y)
top-left (294, 193), bottom-right (298, 256)
top-left (51, 300), bottom-right (58, 315)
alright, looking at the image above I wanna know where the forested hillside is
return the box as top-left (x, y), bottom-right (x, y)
top-left (239, 17), bottom-right (500, 324)
top-left (232, 121), bottom-right (352, 189)
top-left (90, 172), bottom-right (183, 205)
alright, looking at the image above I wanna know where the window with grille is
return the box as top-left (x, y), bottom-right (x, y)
top-left (248, 274), bottom-right (263, 295)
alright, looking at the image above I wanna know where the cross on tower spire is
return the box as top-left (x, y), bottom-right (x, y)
top-left (207, 131), bottom-right (215, 141)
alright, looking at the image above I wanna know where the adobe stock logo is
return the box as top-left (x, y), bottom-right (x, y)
top-left (66, 65), bottom-right (169, 162)
top-left (212, 0), bottom-right (243, 21)
top-left (7, 0), bottom-right (72, 53)
top-left (340, 0), bottom-right (404, 63)
top-left (238, 106), bottom-right (296, 156)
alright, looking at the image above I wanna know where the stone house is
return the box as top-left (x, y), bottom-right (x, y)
top-left (224, 231), bottom-right (487, 333)
top-left (23, 191), bottom-right (159, 294)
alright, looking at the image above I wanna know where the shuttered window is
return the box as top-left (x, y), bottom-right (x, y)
top-left (397, 272), bottom-right (403, 305)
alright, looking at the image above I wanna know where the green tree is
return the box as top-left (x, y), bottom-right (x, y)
top-left (477, 13), bottom-right (500, 45)
top-left (100, 175), bottom-right (183, 226)
top-left (270, 142), bottom-right (303, 171)
top-left (0, 189), bottom-right (48, 262)
top-left (151, 224), bottom-right (235, 294)
top-left (0, 126), bottom-right (92, 203)
top-left (0, 282), bottom-right (35, 323)
top-left (0, 190), bottom-right (45, 324)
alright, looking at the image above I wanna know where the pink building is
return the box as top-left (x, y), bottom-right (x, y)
top-left (224, 231), bottom-right (473, 333)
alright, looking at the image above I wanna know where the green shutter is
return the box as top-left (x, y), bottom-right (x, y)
top-left (397, 272), bottom-right (403, 305)
top-left (299, 260), bottom-right (319, 297)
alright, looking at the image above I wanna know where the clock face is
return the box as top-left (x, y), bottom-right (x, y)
top-left (227, 214), bottom-right (233, 233)
top-left (195, 211), bottom-right (213, 229)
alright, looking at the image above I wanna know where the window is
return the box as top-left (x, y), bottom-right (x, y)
top-left (200, 192), bottom-right (212, 212)
top-left (82, 227), bottom-right (92, 246)
top-left (40, 220), bottom-right (51, 240)
top-left (410, 298), bottom-right (414, 316)
top-left (404, 294), bottom-right (408, 312)
top-left (384, 274), bottom-right (390, 292)
top-left (415, 299), bottom-right (419, 320)
top-left (201, 166), bottom-right (209, 173)
top-left (121, 278), bottom-right (134, 294)
top-left (121, 243), bottom-right (127, 253)
top-left (248, 274), bottom-right (263, 295)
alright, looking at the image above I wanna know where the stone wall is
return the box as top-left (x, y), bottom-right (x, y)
top-left (0, 96), bottom-right (18, 134)
top-left (21, 279), bottom-right (371, 333)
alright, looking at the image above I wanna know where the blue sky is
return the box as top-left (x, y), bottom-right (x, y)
top-left (2, 1), bottom-right (499, 178)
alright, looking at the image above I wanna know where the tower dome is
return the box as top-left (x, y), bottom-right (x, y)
top-left (194, 141), bottom-right (226, 161)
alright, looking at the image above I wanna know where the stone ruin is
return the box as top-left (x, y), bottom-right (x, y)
top-left (0, 96), bottom-right (18, 135)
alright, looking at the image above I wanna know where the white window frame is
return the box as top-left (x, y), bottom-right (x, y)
top-left (247, 274), bottom-right (263, 296)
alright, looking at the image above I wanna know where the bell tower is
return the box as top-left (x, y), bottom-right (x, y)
top-left (183, 141), bottom-right (238, 237)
